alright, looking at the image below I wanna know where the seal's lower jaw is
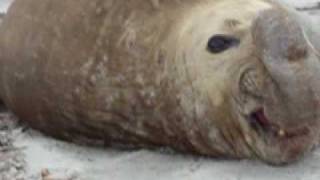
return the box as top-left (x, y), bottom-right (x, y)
top-left (267, 130), bottom-right (312, 165)
top-left (247, 109), bottom-right (315, 165)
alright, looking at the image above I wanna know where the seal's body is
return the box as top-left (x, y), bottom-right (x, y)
top-left (1, 0), bottom-right (320, 165)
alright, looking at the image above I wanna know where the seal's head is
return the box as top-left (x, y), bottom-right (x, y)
top-left (172, 0), bottom-right (320, 164)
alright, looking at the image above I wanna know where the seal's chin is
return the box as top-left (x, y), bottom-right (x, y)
top-left (247, 108), bottom-right (313, 164)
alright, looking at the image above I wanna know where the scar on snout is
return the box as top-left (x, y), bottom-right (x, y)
top-left (224, 19), bottom-right (241, 29)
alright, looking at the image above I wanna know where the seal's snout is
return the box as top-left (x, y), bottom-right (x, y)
top-left (251, 7), bottom-right (320, 127)
top-left (246, 7), bottom-right (320, 164)
top-left (252, 8), bottom-right (308, 63)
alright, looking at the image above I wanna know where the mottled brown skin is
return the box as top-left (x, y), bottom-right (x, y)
top-left (1, 0), bottom-right (320, 165)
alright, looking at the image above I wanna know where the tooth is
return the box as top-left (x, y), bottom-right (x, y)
top-left (278, 129), bottom-right (286, 137)
top-left (245, 134), bottom-right (253, 144)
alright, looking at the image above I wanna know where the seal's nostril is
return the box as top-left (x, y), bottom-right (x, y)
top-left (287, 45), bottom-right (308, 62)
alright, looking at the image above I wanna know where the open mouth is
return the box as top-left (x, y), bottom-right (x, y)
top-left (248, 108), bottom-right (310, 139)
top-left (247, 108), bottom-right (316, 163)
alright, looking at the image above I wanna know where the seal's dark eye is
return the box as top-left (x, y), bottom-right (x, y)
top-left (207, 35), bottom-right (240, 53)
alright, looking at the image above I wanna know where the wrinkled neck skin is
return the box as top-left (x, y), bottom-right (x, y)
top-left (165, 0), bottom-right (320, 164)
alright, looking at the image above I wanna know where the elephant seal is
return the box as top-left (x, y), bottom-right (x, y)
top-left (1, 0), bottom-right (320, 165)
